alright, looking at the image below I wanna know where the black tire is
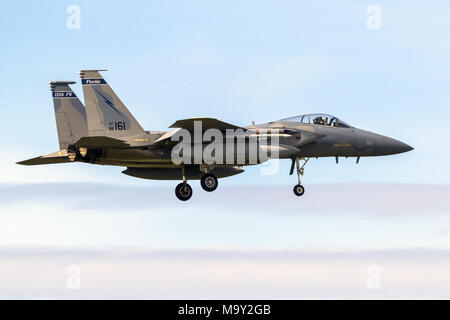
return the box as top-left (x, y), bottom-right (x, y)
top-left (200, 174), bottom-right (218, 192)
top-left (175, 183), bottom-right (193, 201)
top-left (293, 184), bottom-right (305, 196)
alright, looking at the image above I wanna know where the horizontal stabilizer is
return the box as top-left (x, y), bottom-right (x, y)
top-left (75, 136), bottom-right (129, 148)
top-left (17, 150), bottom-right (72, 166)
top-left (169, 117), bottom-right (244, 132)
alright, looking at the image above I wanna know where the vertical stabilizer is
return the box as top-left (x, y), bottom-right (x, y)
top-left (79, 70), bottom-right (145, 139)
top-left (50, 81), bottom-right (88, 149)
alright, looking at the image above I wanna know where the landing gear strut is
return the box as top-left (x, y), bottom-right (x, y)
top-left (290, 157), bottom-right (309, 197)
top-left (200, 173), bottom-right (218, 192)
top-left (175, 166), bottom-right (193, 201)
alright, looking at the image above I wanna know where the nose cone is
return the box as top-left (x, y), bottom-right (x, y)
top-left (376, 137), bottom-right (414, 155)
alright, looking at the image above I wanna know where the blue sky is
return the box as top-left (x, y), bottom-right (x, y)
top-left (1, 1), bottom-right (450, 298)
top-left (1, 0), bottom-right (449, 185)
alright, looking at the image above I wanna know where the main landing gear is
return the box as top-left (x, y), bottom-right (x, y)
top-left (200, 173), bottom-right (218, 192)
top-left (175, 166), bottom-right (193, 201)
top-left (174, 166), bottom-right (219, 201)
top-left (175, 182), bottom-right (193, 201)
top-left (290, 157), bottom-right (309, 197)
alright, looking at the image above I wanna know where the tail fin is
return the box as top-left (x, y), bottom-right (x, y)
top-left (50, 81), bottom-right (88, 149)
top-left (79, 70), bottom-right (145, 139)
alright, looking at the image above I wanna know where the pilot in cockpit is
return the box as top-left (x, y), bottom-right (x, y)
top-left (313, 116), bottom-right (329, 126)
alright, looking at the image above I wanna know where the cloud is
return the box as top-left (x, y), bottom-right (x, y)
top-left (0, 182), bottom-right (448, 216)
top-left (1, 182), bottom-right (449, 250)
top-left (1, 182), bottom-right (449, 298)
top-left (1, 247), bottom-right (450, 299)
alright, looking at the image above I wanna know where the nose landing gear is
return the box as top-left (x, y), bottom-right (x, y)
top-left (290, 157), bottom-right (309, 197)
top-left (293, 184), bottom-right (305, 196)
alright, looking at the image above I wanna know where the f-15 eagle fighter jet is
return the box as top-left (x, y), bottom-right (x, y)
top-left (18, 70), bottom-right (413, 201)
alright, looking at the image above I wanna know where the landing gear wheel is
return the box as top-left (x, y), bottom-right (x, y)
top-left (293, 184), bottom-right (305, 197)
top-left (175, 183), bottom-right (193, 201)
top-left (200, 174), bottom-right (218, 192)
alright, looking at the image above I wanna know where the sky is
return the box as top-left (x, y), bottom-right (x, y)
top-left (0, 1), bottom-right (449, 298)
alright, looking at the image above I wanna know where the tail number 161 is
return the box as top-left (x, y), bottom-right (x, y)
top-left (109, 121), bottom-right (126, 131)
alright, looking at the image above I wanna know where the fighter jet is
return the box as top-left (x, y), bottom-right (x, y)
top-left (18, 70), bottom-right (413, 201)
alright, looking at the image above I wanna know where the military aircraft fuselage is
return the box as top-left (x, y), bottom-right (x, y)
top-left (269, 121), bottom-right (413, 158)
top-left (84, 118), bottom-right (412, 169)
top-left (18, 70), bottom-right (413, 201)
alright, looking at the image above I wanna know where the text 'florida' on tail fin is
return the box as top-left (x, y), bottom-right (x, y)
top-left (79, 70), bottom-right (145, 139)
top-left (50, 81), bottom-right (88, 149)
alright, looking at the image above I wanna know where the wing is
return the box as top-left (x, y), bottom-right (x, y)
top-left (169, 117), bottom-right (244, 132)
top-left (153, 117), bottom-right (245, 145)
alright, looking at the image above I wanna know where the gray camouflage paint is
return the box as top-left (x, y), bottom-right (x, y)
top-left (49, 81), bottom-right (87, 150)
top-left (19, 70), bottom-right (413, 182)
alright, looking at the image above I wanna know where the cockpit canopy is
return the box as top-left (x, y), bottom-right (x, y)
top-left (280, 113), bottom-right (353, 128)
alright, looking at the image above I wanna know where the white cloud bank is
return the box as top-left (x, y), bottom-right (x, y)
top-left (1, 182), bottom-right (448, 215)
top-left (1, 247), bottom-right (450, 299)
top-left (0, 183), bottom-right (449, 298)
